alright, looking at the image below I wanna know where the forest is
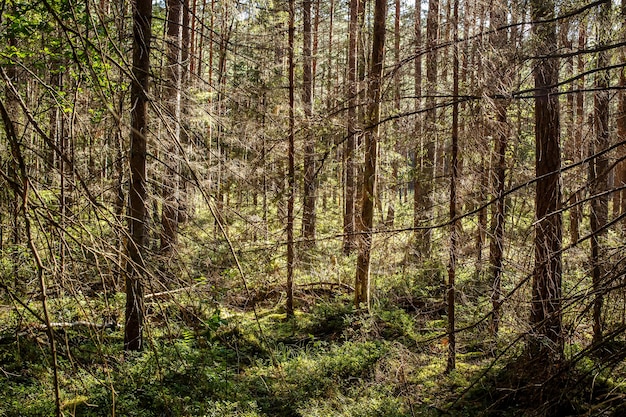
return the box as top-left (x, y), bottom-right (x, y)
top-left (1, 0), bottom-right (626, 415)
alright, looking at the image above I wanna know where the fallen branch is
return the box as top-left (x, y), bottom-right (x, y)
top-left (42, 321), bottom-right (120, 330)
top-left (145, 285), bottom-right (201, 300)
top-left (298, 282), bottom-right (355, 292)
top-left (14, 321), bottom-right (120, 338)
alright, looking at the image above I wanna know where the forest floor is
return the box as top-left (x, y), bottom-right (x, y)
top-left (1, 280), bottom-right (625, 417)
top-left (1, 208), bottom-right (626, 416)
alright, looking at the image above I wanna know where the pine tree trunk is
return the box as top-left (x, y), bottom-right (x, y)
top-left (615, 0), bottom-right (626, 231)
top-left (286, 0), bottom-right (296, 317)
top-left (591, 0), bottom-right (610, 344)
top-left (344, 0), bottom-right (360, 255)
top-left (487, 1), bottom-right (509, 338)
top-left (570, 25), bottom-right (586, 244)
top-left (125, 0), bottom-right (152, 352)
top-left (529, 0), bottom-right (563, 363)
top-left (446, 0), bottom-right (459, 374)
top-left (415, 0), bottom-right (439, 258)
top-left (386, 0), bottom-right (401, 228)
top-left (413, 0), bottom-right (422, 256)
top-left (302, 0), bottom-right (317, 246)
top-left (355, 0), bottom-right (387, 309)
top-left (160, 0), bottom-right (183, 256)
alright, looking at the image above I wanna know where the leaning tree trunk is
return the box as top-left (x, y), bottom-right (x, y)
top-left (124, 0), bottom-right (152, 352)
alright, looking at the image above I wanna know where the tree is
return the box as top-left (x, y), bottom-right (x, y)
top-left (590, 0), bottom-right (610, 343)
top-left (286, 0), bottom-right (296, 317)
top-left (529, 0), bottom-right (563, 363)
top-left (446, 0), bottom-right (459, 373)
top-left (355, 0), bottom-right (387, 308)
top-left (124, 0), bottom-right (152, 352)
top-left (413, 0), bottom-right (423, 250)
top-left (385, 0), bottom-right (402, 228)
top-left (302, 0), bottom-right (316, 245)
top-left (343, 0), bottom-right (359, 255)
top-left (414, 0), bottom-right (439, 258)
top-left (615, 0), bottom-right (626, 229)
top-left (160, 0), bottom-right (184, 256)
top-left (487, 0), bottom-right (511, 338)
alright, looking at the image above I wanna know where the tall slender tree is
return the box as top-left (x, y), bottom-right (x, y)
top-left (591, 0), bottom-right (610, 343)
top-left (344, 0), bottom-right (360, 255)
top-left (160, 0), bottom-right (183, 256)
top-left (446, 0), bottom-right (459, 373)
top-left (385, 0), bottom-right (402, 228)
top-left (124, 0), bottom-right (152, 351)
top-left (415, 0), bottom-right (439, 258)
top-left (413, 0), bottom-right (423, 251)
top-left (529, 0), bottom-right (563, 363)
top-left (286, 0), bottom-right (296, 317)
top-left (302, 0), bottom-right (316, 245)
top-left (355, 0), bottom-right (387, 308)
top-left (488, 0), bottom-right (510, 338)
top-left (616, 1), bottom-right (626, 229)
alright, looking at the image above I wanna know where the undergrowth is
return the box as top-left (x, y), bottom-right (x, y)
top-left (2, 287), bottom-right (623, 416)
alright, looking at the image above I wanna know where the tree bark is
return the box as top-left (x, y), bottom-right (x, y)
top-left (591, 0), bottom-right (610, 344)
top-left (344, 0), bottom-right (360, 255)
top-left (415, 0), bottom-right (439, 258)
top-left (570, 24), bottom-right (586, 244)
top-left (615, 0), bottom-right (626, 231)
top-left (529, 0), bottom-right (563, 362)
top-left (160, 0), bottom-right (183, 256)
top-left (286, 0), bottom-right (296, 317)
top-left (385, 0), bottom-right (401, 228)
top-left (413, 0), bottom-right (423, 254)
top-left (446, 0), bottom-right (459, 374)
top-left (355, 0), bottom-right (387, 308)
top-left (302, 0), bottom-right (316, 245)
top-left (124, 0), bottom-right (152, 352)
top-left (488, 0), bottom-right (510, 338)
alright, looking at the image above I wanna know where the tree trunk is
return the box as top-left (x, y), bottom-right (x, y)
top-left (415, 0), bottom-right (439, 258)
top-left (413, 0), bottom-right (422, 255)
top-left (178, 0), bottom-right (191, 224)
top-left (591, 0), bottom-right (610, 344)
top-left (124, 0), bottom-right (152, 352)
top-left (488, 0), bottom-right (510, 338)
top-left (446, 0), bottom-right (459, 374)
top-left (355, 0), bottom-right (387, 308)
top-left (570, 24), bottom-right (586, 244)
top-left (160, 0), bottom-right (183, 256)
top-left (286, 0), bottom-right (296, 317)
top-left (529, 0), bottom-right (563, 363)
top-left (344, 0), bottom-right (360, 255)
top-left (615, 1), bottom-right (626, 231)
top-left (386, 0), bottom-right (401, 228)
top-left (312, 0), bottom-right (320, 95)
top-left (302, 0), bottom-right (316, 246)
